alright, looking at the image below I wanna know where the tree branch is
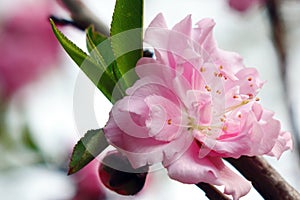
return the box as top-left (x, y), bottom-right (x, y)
top-left (266, 0), bottom-right (300, 161)
top-left (60, 0), bottom-right (109, 36)
top-left (196, 182), bottom-right (230, 200)
top-left (226, 156), bottom-right (300, 200)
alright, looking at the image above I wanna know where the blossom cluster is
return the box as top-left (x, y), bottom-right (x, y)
top-left (103, 14), bottom-right (292, 199)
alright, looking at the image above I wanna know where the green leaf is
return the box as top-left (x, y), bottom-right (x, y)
top-left (86, 25), bottom-right (127, 96)
top-left (68, 129), bottom-right (109, 175)
top-left (50, 19), bottom-right (124, 102)
top-left (86, 26), bottom-right (117, 76)
top-left (22, 126), bottom-right (39, 152)
top-left (86, 26), bottom-right (107, 67)
top-left (110, 0), bottom-right (143, 88)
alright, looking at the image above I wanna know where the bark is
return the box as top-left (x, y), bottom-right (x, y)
top-left (61, 0), bottom-right (109, 36)
top-left (226, 156), bottom-right (300, 200)
top-left (196, 182), bottom-right (230, 200)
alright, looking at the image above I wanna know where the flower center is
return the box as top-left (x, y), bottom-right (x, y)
top-left (167, 99), bottom-right (253, 136)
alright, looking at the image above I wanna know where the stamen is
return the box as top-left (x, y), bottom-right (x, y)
top-left (167, 119), bottom-right (172, 125)
top-left (225, 100), bottom-right (250, 113)
top-left (248, 77), bottom-right (252, 81)
top-left (200, 67), bottom-right (206, 72)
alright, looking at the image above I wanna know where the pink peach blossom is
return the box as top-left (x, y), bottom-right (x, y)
top-left (0, 2), bottom-right (59, 100)
top-left (104, 14), bottom-right (292, 200)
top-left (228, 0), bottom-right (265, 12)
top-left (72, 160), bottom-right (106, 200)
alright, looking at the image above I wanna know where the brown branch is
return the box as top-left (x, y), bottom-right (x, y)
top-left (266, 0), bottom-right (300, 161)
top-left (226, 156), bottom-right (300, 200)
top-left (60, 0), bottom-right (109, 36)
top-left (196, 183), bottom-right (230, 200)
top-left (266, 0), bottom-right (286, 78)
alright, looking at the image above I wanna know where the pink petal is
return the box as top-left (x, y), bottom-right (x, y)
top-left (110, 96), bottom-right (150, 138)
top-left (268, 131), bottom-right (293, 159)
top-left (167, 142), bottom-right (251, 200)
top-left (166, 142), bottom-right (221, 184)
top-left (105, 116), bottom-right (192, 168)
top-left (144, 95), bottom-right (183, 141)
top-left (147, 13), bottom-right (168, 29)
top-left (172, 15), bottom-right (192, 37)
top-left (209, 157), bottom-right (252, 200)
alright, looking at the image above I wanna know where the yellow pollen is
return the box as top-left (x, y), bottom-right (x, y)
top-left (219, 65), bottom-right (223, 70)
top-left (222, 126), bottom-right (228, 131)
top-left (255, 97), bottom-right (260, 101)
top-left (200, 67), bottom-right (206, 72)
top-left (216, 90), bottom-right (222, 94)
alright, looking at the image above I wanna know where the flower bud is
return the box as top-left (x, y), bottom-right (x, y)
top-left (98, 151), bottom-right (148, 195)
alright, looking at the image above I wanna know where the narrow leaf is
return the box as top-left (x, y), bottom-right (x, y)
top-left (50, 19), bottom-right (124, 102)
top-left (86, 26), bottom-right (126, 95)
top-left (86, 26), bottom-right (107, 67)
top-left (68, 129), bottom-right (109, 175)
top-left (110, 0), bottom-right (143, 88)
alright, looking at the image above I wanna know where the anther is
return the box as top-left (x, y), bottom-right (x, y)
top-left (205, 85), bottom-right (211, 92)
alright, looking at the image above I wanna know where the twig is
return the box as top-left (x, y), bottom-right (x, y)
top-left (266, 0), bottom-right (286, 78)
top-left (266, 0), bottom-right (300, 161)
top-left (60, 0), bottom-right (109, 36)
top-left (196, 183), bottom-right (230, 200)
top-left (226, 156), bottom-right (300, 200)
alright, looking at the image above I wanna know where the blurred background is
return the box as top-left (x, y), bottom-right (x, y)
top-left (0, 0), bottom-right (300, 199)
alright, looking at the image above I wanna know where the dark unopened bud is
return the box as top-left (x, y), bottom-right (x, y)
top-left (98, 151), bottom-right (149, 195)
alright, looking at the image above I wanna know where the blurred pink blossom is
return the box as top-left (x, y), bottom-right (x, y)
top-left (228, 0), bottom-right (265, 12)
top-left (72, 160), bottom-right (106, 200)
top-left (104, 14), bottom-right (292, 200)
top-left (0, 2), bottom-right (60, 100)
